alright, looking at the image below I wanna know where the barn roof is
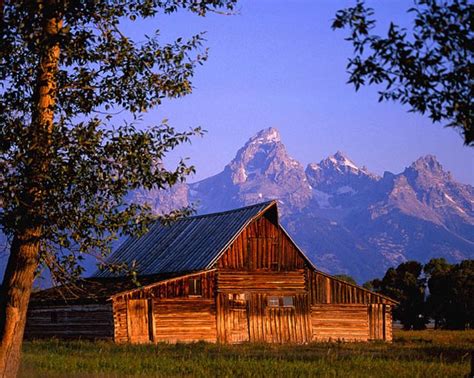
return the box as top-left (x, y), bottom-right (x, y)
top-left (94, 201), bottom-right (278, 278)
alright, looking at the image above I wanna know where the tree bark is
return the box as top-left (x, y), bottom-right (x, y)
top-left (0, 231), bottom-right (41, 377)
top-left (0, 2), bottom-right (61, 376)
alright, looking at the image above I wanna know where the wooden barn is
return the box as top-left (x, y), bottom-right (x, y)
top-left (26, 201), bottom-right (397, 343)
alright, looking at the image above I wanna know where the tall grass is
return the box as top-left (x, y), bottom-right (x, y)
top-left (20, 330), bottom-right (473, 377)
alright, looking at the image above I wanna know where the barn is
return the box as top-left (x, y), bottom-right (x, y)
top-left (26, 201), bottom-right (397, 343)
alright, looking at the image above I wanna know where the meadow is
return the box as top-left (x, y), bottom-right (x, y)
top-left (20, 330), bottom-right (473, 377)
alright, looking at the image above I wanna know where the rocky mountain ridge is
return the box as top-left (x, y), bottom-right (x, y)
top-left (138, 127), bottom-right (473, 282)
top-left (2, 128), bottom-right (471, 284)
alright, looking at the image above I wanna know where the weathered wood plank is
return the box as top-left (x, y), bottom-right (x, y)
top-left (311, 304), bottom-right (369, 342)
top-left (25, 304), bottom-right (114, 340)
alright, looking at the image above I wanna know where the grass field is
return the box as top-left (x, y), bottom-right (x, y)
top-left (20, 330), bottom-right (474, 377)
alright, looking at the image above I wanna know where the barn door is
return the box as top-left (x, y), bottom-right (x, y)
top-left (225, 294), bottom-right (249, 343)
top-left (127, 299), bottom-right (152, 343)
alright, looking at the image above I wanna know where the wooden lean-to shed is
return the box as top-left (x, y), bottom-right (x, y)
top-left (26, 201), bottom-right (397, 343)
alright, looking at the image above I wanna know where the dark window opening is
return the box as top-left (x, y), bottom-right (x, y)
top-left (282, 296), bottom-right (294, 307)
top-left (50, 312), bottom-right (58, 323)
top-left (189, 277), bottom-right (202, 296)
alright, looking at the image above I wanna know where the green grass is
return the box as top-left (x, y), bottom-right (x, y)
top-left (20, 330), bottom-right (474, 377)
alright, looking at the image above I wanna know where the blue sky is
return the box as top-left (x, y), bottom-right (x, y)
top-left (124, 0), bottom-right (473, 184)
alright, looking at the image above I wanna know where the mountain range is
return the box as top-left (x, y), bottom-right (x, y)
top-left (1, 128), bottom-right (472, 284)
top-left (131, 127), bottom-right (474, 282)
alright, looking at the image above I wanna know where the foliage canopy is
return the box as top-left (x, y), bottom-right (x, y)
top-left (0, 0), bottom-right (236, 281)
top-left (333, 0), bottom-right (473, 145)
top-left (368, 258), bottom-right (473, 330)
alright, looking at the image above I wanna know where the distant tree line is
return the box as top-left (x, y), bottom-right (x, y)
top-left (362, 259), bottom-right (474, 330)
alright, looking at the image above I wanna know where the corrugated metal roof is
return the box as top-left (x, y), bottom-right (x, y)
top-left (94, 201), bottom-right (276, 278)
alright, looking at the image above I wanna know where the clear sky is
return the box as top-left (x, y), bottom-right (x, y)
top-left (123, 0), bottom-right (473, 184)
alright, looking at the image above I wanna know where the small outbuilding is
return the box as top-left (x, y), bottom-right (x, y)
top-left (26, 201), bottom-right (397, 343)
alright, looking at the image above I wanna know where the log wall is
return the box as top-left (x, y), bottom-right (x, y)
top-left (25, 304), bottom-right (113, 340)
top-left (113, 298), bottom-right (128, 343)
top-left (153, 299), bottom-right (216, 343)
top-left (311, 304), bottom-right (369, 341)
top-left (217, 270), bottom-right (306, 292)
top-left (112, 271), bottom-right (217, 343)
top-left (308, 271), bottom-right (394, 342)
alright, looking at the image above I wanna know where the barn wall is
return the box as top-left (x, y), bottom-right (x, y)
top-left (248, 293), bottom-right (311, 343)
top-left (25, 304), bottom-right (113, 340)
top-left (118, 271), bottom-right (215, 301)
top-left (217, 270), bottom-right (306, 292)
top-left (217, 214), bottom-right (307, 271)
top-left (112, 271), bottom-right (217, 343)
top-left (216, 292), bottom-right (311, 344)
top-left (384, 305), bottom-right (393, 342)
top-left (153, 299), bottom-right (216, 343)
top-left (368, 304), bottom-right (392, 341)
top-left (311, 304), bottom-right (369, 341)
top-left (308, 270), bottom-right (391, 305)
top-left (113, 298), bottom-right (128, 343)
top-left (308, 271), bottom-right (394, 342)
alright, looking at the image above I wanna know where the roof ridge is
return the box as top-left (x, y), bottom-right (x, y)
top-left (174, 200), bottom-right (276, 221)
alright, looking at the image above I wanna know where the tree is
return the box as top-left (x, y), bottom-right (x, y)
top-left (425, 258), bottom-right (474, 329)
top-left (0, 1), bottom-right (237, 376)
top-left (334, 274), bottom-right (357, 285)
top-left (424, 258), bottom-right (452, 329)
top-left (332, 0), bottom-right (473, 145)
top-left (369, 261), bottom-right (428, 330)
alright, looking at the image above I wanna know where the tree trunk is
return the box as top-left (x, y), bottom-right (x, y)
top-left (0, 231), bottom-right (41, 377)
top-left (0, 2), bottom-right (61, 376)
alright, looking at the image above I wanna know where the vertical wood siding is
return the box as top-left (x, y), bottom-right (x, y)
top-left (369, 304), bottom-right (392, 341)
top-left (217, 214), bottom-right (307, 271)
top-left (127, 299), bottom-right (150, 343)
top-left (308, 270), bottom-right (391, 305)
top-left (384, 305), bottom-right (393, 342)
top-left (216, 292), bottom-right (311, 344)
top-left (25, 304), bottom-right (113, 340)
top-left (112, 271), bottom-right (216, 343)
top-left (115, 271), bottom-right (215, 301)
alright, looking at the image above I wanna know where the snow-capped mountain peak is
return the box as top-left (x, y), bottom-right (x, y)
top-left (328, 151), bottom-right (360, 172)
top-left (306, 151), bottom-right (379, 196)
top-left (188, 128), bottom-right (312, 215)
top-left (247, 127), bottom-right (281, 146)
